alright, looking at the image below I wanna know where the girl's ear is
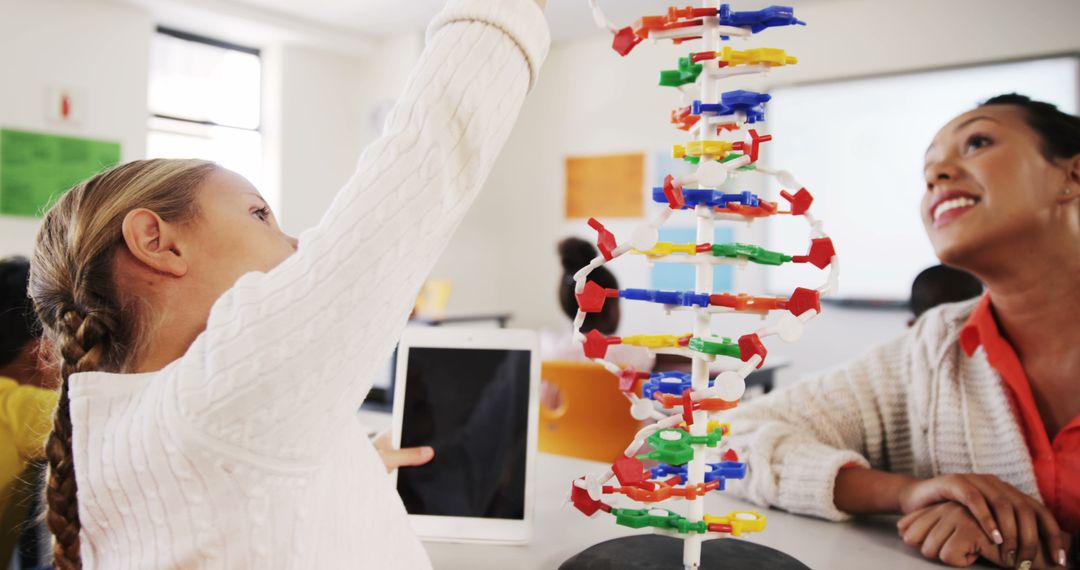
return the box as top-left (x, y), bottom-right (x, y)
top-left (120, 208), bottom-right (189, 277)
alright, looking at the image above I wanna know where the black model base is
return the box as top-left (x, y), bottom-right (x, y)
top-left (559, 534), bottom-right (812, 570)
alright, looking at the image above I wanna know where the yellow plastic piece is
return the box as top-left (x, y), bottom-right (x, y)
top-left (677, 420), bottom-right (730, 434)
top-left (634, 242), bottom-right (696, 257)
top-left (717, 46), bottom-right (797, 67)
top-left (622, 333), bottom-right (691, 349)
top-left (675, 140), bottom-right (735, 160)
top-left (703, 511), bottom-right (767, 536)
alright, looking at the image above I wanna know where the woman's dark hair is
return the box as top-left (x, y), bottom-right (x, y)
top-left (0, 256), bottom-right (38, 368)
top-left (980, 93), bottom-right (1080, 160)
top-left (557, 237), bottom-right (620, 335)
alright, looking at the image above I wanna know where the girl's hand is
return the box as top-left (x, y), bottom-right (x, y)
top-left (898, 474), bottom-right (1067, 568)
top-left (373, 431), bottom-right (435, 473)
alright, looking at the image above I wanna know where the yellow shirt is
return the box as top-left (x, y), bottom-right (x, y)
top-left (0, 376), bottom-right (59, 564)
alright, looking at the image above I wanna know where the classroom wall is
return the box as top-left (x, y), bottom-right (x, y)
top-left (436, 0), bottom-right (1080, 385)
top-left (0, 0), bottom-right (153, 258)
top-left (268, 33), bottom-right (423, 234)
top-left (0, 0), bottom-right (417, 257)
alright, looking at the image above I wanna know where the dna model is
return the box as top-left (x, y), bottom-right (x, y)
top-left (567, 3), bottom-right (837, 568)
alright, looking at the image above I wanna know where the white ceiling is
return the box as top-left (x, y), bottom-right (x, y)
top-left (225, 0), bottom-right (724, 43)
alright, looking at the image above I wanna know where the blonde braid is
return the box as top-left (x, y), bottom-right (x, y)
top-left (29, 158), bottom-right (216, 569)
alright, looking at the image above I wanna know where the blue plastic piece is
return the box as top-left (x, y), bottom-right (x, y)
top-left (692, 90), bottom-right (771, 123)
top-left (649, 462), bottom-right (748, 491)
top-left (717, 4), bottom-right (806, 34)
top-left (651, 188), bottom-right (760, 209)
top-left (619, 288), bottom-right (711, 308)
top-left (641, 371), bottom-right (691, 399)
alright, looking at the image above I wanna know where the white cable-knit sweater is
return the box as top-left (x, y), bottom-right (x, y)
top-left (723, 298), bottom-right (1041, 522)
top-left (65, 2), bottom-right (549, 567)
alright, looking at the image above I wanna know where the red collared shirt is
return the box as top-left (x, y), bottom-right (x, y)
top-left (959, 294), bottom-right (1080, 534)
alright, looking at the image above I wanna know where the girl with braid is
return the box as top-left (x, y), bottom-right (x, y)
top-left (27, 0), bottom-right (549, 567)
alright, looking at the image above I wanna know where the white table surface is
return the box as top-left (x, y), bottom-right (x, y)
top-left (422, 453), bottom-right (962, 570)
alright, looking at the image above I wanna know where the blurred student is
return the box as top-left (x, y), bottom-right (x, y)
top-left (1, 257), bottom-right (58, 568)
top-left (909, 264), bottom-right (983, 325)
top-left (726, 95), bottom-right (1079, 569)
top-left (540, 237), bottom-right (654, 372)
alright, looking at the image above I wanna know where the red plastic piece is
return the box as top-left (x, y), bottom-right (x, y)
top-left (576, 280), bottom-right (619, 313)
top-left (613, 455), bottom-right (647, 486)
top-left (681, 389), bottom-right (694, 426)
top-left (612, 26), bottom-right (643, 56)
top-left (571, 479), bottom-right (604, 516)
top-left (737, 333), bottom-right (768, 368)
top-left (618, 366), bottom-right (650, 393)
top-left (662, 175), bottom-right (686, 210)
top-left (791, 237), bottom-right (835, 269)
top-left (780, 187), bottom-right (814, 216)
top-left (587, 218), bottom-right (618, 260)
top-left (695, 243), bottom-right (712, 253)
top-left (709, 523), bottom-right (734, 533)
top-left (723, 449), bottom-right (739, 462)
top-left (583, 329), bottom-right (620, 359)
top-left (786, 287), bottom-right (821, 316)
top-left (690, 50), bottom-right (717, 63)
top-left (734, 129), bottom-right (772, 162)
top-left (677, 334), bottom-right (692, 347)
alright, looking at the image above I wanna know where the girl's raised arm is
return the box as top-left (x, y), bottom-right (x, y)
top-left (165, 0), bottom-right (549, 464)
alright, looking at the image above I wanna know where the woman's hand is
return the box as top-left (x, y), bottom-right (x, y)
top-left (898, 502), bottom-right (1071, 569)
top-left (373, 431), bottom-right (434, 473)
top-left (898, 502), bottom-right (998, 567)
top-left (898, 474), bottom-right (1067, 568)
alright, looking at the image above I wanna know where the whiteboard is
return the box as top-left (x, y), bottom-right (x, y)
top-left (764, 56), bottom-right (1079, 302)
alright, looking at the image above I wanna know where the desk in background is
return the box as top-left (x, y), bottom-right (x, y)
top-left (424, 453), bottom-right (951, 570)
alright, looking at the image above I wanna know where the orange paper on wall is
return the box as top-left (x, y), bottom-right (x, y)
top-left (565, 153), bottom-right (644, 218)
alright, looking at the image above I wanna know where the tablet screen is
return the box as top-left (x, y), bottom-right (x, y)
top-left (396, 347), bottom-right (532, 520)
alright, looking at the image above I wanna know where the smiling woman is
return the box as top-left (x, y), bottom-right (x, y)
top-left (724, 94), bottom-right (1080, 570)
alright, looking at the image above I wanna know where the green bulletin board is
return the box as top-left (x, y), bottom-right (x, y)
top-left (0, 128), bottom-right (121, 217)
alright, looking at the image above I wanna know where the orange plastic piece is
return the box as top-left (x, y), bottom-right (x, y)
top-left (709, 292), bottom-right (788, 313)
top-left (633, 16), bottom-right (702, 39)
top-left (670, 106), bottom-right (700, 131)
top-left (715, 200), bottom-right (779, 218)
top-left (653, 391), bottom-right (738, 411)
top-left (604, 480), bottom-right (720, 503)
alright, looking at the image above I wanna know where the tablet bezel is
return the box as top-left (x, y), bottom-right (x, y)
top-left (390, 326), bottom-right (540, 544)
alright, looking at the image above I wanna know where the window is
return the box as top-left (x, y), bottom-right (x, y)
top-left (147, 28), bottom-right (264, 188)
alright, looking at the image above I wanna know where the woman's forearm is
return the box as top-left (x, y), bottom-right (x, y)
top-left (834, 467), bottom-right (916, 515)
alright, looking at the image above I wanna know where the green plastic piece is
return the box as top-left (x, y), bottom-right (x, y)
top-left (636, 427), bottom-right (727, 465)
top-left (659, 56), bottom-right (703, 87)
top-left (712, 243), bottom-right (792, 266)
top-left (682, 156), bottom-right (701, 164)
top-left (737, 164), bottom-right (757, 172)
top-left (688, 336), bottom-right (741, 358)
top-left (688, 428), bottom-right (726, 448)
top-left (638, 429), bottom-right (694, 465)
top-left (612, 508), bottom-right (708, 534)
top-left (720, 153), bottom-right (744, 163)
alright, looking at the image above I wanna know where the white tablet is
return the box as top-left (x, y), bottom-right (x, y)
top-left (391, 327), bottom-right (540, 544)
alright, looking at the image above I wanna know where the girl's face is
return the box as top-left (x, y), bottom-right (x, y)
top-left (183, 169), bottom-right (298, 303)
top-left (921, 105), bottom-right (1070, 268)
